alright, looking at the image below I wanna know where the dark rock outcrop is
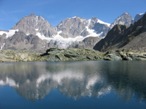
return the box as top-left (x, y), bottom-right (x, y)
top-left (93, 25), bottom-right (127, 51)
top-left (103, 50), bottom-right (146, 61)
top-left (94, 13), bottom-right (146, 52)
top-left (40, 48), bottom-right (103, 61)
top-left (134, 13), bottom-right (144, 23)
top-left (0, 48), bottom-right (146, 62)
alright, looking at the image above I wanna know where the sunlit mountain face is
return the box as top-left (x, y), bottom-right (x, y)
top-left (0, 12), bottom-right (136, 50)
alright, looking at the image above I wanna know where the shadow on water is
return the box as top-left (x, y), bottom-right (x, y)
top-left (103, 61), bottom-right (146, 101)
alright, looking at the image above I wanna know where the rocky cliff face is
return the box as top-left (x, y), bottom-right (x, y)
top-left (0, 30), bottom-right (48, 52)
top-left (13, 14), bottom-right (57, 37)
top-left (94, 13), bottom-right (146, 51)
top-left (134, 13), bottom-right (144, 23)
top-left (0, 12), bottom-right (143, 51)
top-left (87, 17), bottom-right (110, 37)
top-left (0, 14), bottom-right (112, 50)
top-left (57, 16), bottom-right (87, 38)
top-left (93, 25), bottom-right (127, 51)
top-left (4, 31), bottom-right (48, 51)
top-left (110, 12), bottom-right (133, 28)
top-left (57, 16), bottom-right (110, 38)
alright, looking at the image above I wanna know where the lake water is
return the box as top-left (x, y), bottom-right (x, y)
top-left (0, 61), bottom-right (146, 109)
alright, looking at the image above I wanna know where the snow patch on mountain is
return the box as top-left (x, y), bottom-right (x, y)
top-left (97, 19), bottom-right (110, 27)
top-left (0, 29), bottom-right (19, 38)
top-left (36, 31), bottom-right (84, 42)
top-left (35, 30), bottom-right (100, 49)
top-left (86, 26), bottom-right (99, 37)
top-left (134, 13), bottom-right (145, 23)
top-left (139, 13), bottom-right (144, 15)
top-left (36, 32), bottom-right (50, 41)
top-left (86, 19), bottom-right (99, 37)
top-left (0, 43), bottom-right (5, 50)
top-left (85, 18), bottom-right (110, 37)
top-left (35, 28), bottom-right (39, 31)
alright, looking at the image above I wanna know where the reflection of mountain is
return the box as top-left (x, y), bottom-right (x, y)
top-left (104, 61), bottom-right (146, 101)
top-left (0, 61), bottom-right (146, 101)
top-left (0, 62), bottom-right (110, 100)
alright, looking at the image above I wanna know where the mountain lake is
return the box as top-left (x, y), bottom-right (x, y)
top-left (0, 61), bottom-right (146, 109)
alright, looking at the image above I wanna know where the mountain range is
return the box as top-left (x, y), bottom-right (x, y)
top-left (0, 12), bottom-right (145, 52)
top-left (94, 13), bottom-right (146, 51)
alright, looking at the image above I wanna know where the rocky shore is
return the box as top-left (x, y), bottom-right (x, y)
top-left (0, 50), bottom-right (45, 62)
top-left (103, 50), bottom-right (146, 61)
top-left (0, 48), bottom-right (146, 62)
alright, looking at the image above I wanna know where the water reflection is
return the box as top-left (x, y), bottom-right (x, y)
top-left (105, 61), bottom-right (146, 101)
top-left (0, 61), bottom-right (145, 102)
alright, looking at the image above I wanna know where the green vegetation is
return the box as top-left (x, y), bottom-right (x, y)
top-left (0, 48), bottom-right (146, 62)
top-left (40, 48), bottom-right (103, 61)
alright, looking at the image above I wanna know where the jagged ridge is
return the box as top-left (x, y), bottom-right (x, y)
top-left (94, 13), bottom-right (146, 51)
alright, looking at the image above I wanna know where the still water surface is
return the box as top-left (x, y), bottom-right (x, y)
top-left (0, 61), bottom-right (146, 109)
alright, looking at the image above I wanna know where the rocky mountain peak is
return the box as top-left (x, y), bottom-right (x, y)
top-left (90, 17), bottom-right (98, 22)
top-left (1, 12), bottom-right (145, 51)
top-left (134, 13), bottom-right (145, 23)
top-left (90, 17), bottom-right (110, 27)
top-left (71, 16), bottom-right (85, 20)
top-left (64, 16), bottom-right (86, 23)
top-left (122, 12), bottom-right (130, 15)
top-left (57, 16), bottom-right (87, 38)
top-left (90, 17), bottom-right (100, 26)
top-left (94, 13), bottom-right (146, 51)
top-left (13, 14), bottom-right (57, 37)
top-left (135, 13), bottom-right (146, 26)
top-left (110, 12), bottom-right (133, 28)
top-left (57, 16), bottom-right (110, 38)
top-left (86, 17), bottom-right (110, 37)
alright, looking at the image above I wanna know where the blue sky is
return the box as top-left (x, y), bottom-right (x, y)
top-left (0, 0), bottom-right (146, 30)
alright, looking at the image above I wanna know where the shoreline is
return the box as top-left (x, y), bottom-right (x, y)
top-left (0, 48), bottom-right (146, 62)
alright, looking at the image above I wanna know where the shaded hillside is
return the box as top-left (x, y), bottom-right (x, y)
top-left (94, 13), bottom-right (146, 51)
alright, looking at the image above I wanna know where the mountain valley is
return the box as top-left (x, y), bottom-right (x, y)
top-left (0, 12), bottom-right (146, 61)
